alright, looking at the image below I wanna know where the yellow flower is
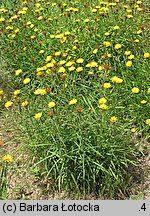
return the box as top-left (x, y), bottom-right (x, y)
top-left (5, 101), bottom-right (13, 108)
top-left (66, 61), bottom-right (74, 67)
top-left (137, 1), bottom-right (142, 4)
top-left (126, 14), bottom-right (133, 19)
top-left (115, 44), bottom-right (122, 49)
top-left (76, 67), bottom-right (83, 72)
top-left (131, 87), bottom-right (140, 94)
top-left (90, 61), bottom-right (98, 68)
top-left (72, 45), bottom-right (77, 50)
top-left (110, 76), bottom-right (123, 84)
top-left (23, 47), bottom-right (27, 51)
top-left (38, 16), bottom-right (43, 20)
top-left (14, 90), bottom-right (21, 96)
top-left (128, 55), bottom-right (134, 60)
top-left (59, 60), bottom-right (66, 66)
top-left (76, 58), bottom-right (84, 63)
top-left (45, 56), bottom-right (52, 62)
top-left (131, 128), bottom-right (136, 133)
top-left (26, 21), bottom-right (32, 25)
top-left (0, 17), bottom-right (5, 22)
top-left (144, 53), bottom-right (150, 59)
top-left (23, 78), bottom-right (30, 84)
top-left (92, 8), bottom-right (97, 13)
top-left (34, 113), bottom-right (42, 119)
top-left (105, 32), bottom-right (110, 36)
top-left (69, 99), bottom-right (77, 105)
top-left (93, 49), bottom-right (98, 54)
top-left (48, 102), bottom-right (56, 108)
top-left (34, 28), bottom-right (38, 32)
top-left (39, 50), bottom-right (45, 54)
top-left (137, 29), bottom-right (142, 34)
top-left (103, 41), bottom-right (111, 47)
top-left (99, 104), bottom-right (108, 110)
top-left (55, 51), bottom-right (61, 56)
top-left (21, 100), bottom-right (29, 107)
top-left (103, 83), bottom-right (111, 88)
top-left (125, 51), bottom-right (131, 56)
top-left (2, 154), bottom-right (13, 163)
top-left (113, 25), bottom-right (120, 30)
top-left (110, 116), bottom-right (118, 123)
top-left (34, 89), bottom-right (46, 95)
top-left (0, 90), bottom-right (4, 95)
top-left (134, 39), bottom-right (139, 43)
top-left (68, 66), bottom-right (75, 71)
top-left (98, 98), bottom-right (107, 104)
top-left (148, 88), bottom-right (150, 94)
top-left (46, 62), bottom-right (54, 68)
top-left (146, 119), bottom-right (150, 126)
top-left (84, 19), bottom-right (90, 23)
top-left (141, 100), bottom-right (147, 104)
top-left (88, 71), bottom-right (94, 75)
top-left (58, 67), bottom-right (66, 73)
top-left (126, 61), bottom-right (132, 67)
top-left (15, 69), bottom-right (22, 76)
top-left (50, 34), bottom-right (55, 39)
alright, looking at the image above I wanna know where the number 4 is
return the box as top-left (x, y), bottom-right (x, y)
top-left (141, 203), bottom-right (146, 211)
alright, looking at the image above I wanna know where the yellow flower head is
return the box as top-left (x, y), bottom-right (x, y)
top-left (58, 67), bottom-right (66, 73)
top-left (137, 29), bottom-right (142, 34)
top-left (103, 83), bottom-right (111, 88)
top-left (141, 100), bottom-right (147, 104)
top-left (5, 101), bottom-right (13, 108)
top-left (144, 53), bottom-right (150, 59)
top-left (46, 55), bottom-right (52, 62)
top-left (110, 76), bottom-right (123, 84)
top-left (55, 51), bottom-right (61, 56)
top-left (69, 99), bottom-right (77, 105)
top-left (84, 19), bottom-right (90, 23)
top-left (98, 98), bottom-right (107, 104)
top-left (125, 51), bottom-right (131, 56)
top-left (15, 69), bottom-right (22, 76)
top-left (59, 60), bottom-right (66, 66)
top-left (34, 89), bottom-right (46, 95)
top-left (76, 58), bottom-right (84, 63)
top-left (148, 88), bottom-right (150, 94)
top-left (131, 128), bottom-right (136, 133)
top-left (99, 104), bottom-right (108, 110)
top-left (113, 25), bottom-right (120, 30)
top-left (76, 67), bottom-right (83, 73)
top-left (68, 66), bottom-right (75, 71)
top-left (39, 50), bottom-right (45, 54)
top-left (110, 116), bottom-right (118, 123)
top-left (131, 87), bottom-right (140, 94)
top-left (0, 90), bottom-right (4, 95)
top-left (0, 17), bottom-right (5, 22)
top-left (2, 154), bottom-right (13, 163)
top-left (115, 44), bottom-right (122, 49)
top-left (21, 100), bottom-right (29, 107)
top-left (105, 32), bottom-right (110, 36)
top-left (89, 61), bottom-right (98, 68)
top-left (93, 49), bottom-right (98, 54)
top-left (128, 55), bottom-right (134, 60)
top-left (126, 61), bottom-right (132, 67)
top-left (103, 41), bottom-right (111, 47)
top-left (34, 112), bottom-right (42, 119)
top-left (23, 78), bottom-right (30, 84)
top-left (48, 102), bottom-right (56, 108)
top-left (14, 90), bottom-right (21, 96)
top-left (145, 119), bottom-right (150, 126)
